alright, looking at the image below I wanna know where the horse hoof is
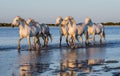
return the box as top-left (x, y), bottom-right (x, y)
top-left (18, 47), bottom-right (21, 50)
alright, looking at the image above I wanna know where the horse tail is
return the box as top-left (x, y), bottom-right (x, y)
top-left (48, 33), bottom-right (52, 42)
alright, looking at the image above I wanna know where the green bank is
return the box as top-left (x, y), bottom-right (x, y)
top-left (0, 22), bottom-right (120, 27)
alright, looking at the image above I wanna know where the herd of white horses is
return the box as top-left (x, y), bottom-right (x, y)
top-left (11, 16), bottom-right (106, 50)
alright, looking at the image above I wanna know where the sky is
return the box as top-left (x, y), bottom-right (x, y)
top-left (0, 0), bottom-right (120, 23)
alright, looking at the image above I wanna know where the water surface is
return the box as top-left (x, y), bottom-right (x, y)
top-left (0, 26), bottom-right (120, 76)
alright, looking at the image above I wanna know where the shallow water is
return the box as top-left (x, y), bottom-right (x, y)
top-left (0, 26), bottom-right (120, 76)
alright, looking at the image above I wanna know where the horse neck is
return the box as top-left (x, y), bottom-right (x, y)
top-left (59, 19), bottom-right (63, 26)
top-left (60, 20), bottom-right (67, 27)
top-left (69, 19), bottom-right (76, 27)
top-left (19, 20), bottom-right (28, 29)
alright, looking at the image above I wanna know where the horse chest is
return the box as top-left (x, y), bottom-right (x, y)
top-left (77, 26), bottom-right (84, 34)
top-left (88, 27), bottom-right (94, 34)
top-left (61, 27), bottom-right (67, 35)
top-left (20, 30), bottom-right (28, 37)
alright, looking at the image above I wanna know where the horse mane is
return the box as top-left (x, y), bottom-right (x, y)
top-left (56, 16), bottom-right (63, 22)
top-left (68, 16), bottom-right (76, 27)
top-left (18, 17), bottom-right (28, 27)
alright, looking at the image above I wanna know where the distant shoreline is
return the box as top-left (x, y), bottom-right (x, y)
top-left (0, 22), bottom-right (120, 27)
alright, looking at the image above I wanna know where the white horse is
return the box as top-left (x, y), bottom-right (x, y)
top-left (56, 16), bottom-right (69, 46)
top-left (26, 18), bottom-right (41, 47)
top-left (40, 23), bottom-right (52, 47)
top-left (85, 17), bottom-right (105, 45)
top-left (11, 16), bottom-right (41, 50)
top-left (75, 22), bottom-right (88, 46)
top-left (62, 16), bottom-right (78, 48)
top-left (27, 18), bottom-right (52, 47)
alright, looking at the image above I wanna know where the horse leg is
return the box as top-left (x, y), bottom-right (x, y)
top-left (99, 34), bottom-right (102, 45)
top-left (37, 36), bottom-right (40, 46)
top-left (41, 34), bottom-right (45, 47)
top-left (48, 33), bottom-right (52, 42)
top-left (72, 35), bottom-right (76, 48)
top-left (33, 37), bottom-right (35, 46)
top-left (80, 35), bottom-right (83, 46)
top-left (18, 37), bottom-right (23, 50)
top-left (43, 36), bottom-right (46, 47)
top-left (75, 34), bottom-right (79, 42)
top-left (27, 36), bottom-right (31, 50)
top-left (33, 36), bottom-right (41, 49)
top-left (68, 35), bottom-right (71, 46)
top-left (66, 35), bottom-right (69, 46)
top-left (92, 33), bottom-right (95, 45)
top-left (33, 37), bottom-right (36, 49)
top-left (45, 36), bottom-right (48, 47)
top-left (102, 30), bottom-right (106, 44)
top-left (60, 35), bottom-right (62, 47)
top-left (85, 32), bottom-right (89, 46)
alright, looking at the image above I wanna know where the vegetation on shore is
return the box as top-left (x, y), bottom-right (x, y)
top-left (0, 23), bottom-right (11, 27)
top-left (101, 22), bottom-right (120, 25)
top-left (0, 22), bottom-right (120, 27)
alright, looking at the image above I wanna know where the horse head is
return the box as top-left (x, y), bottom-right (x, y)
top-left (11, 16), bottom-right (26, 28)
top-left (60, 16), bottom-right (70, 26)
top-left (11, 16), bottom-right (21, 27)
top-left (64, 16), bottom-right (71, 20)
top-left (85, 17), bottom-right (92, 25)
top-left (64, 16), bottom-right (76, 27)
top-left (56, 16), bottom-right (63, 26)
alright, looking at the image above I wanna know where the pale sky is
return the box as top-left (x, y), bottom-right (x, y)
top-left (0, 0), bottom-right (120, 23)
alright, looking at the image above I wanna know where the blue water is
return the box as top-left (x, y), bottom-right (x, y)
top-left (0, 26), bottom-right (120, 76)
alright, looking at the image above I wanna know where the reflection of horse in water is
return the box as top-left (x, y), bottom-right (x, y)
top-left (19, 51), bottom-right (39, 76)
top-left (86, 47), bottom-right (105, 65)
top-left (19, 51), bottom-right (49, 76)
top-left (19, 44), bottom-right (106, 76)
top-left (58, 47), bottom-right (105, 76)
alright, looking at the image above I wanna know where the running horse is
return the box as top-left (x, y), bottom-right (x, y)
top-left (62, 16), bottom-right (78, 48)
top-left (27, 18), bottom-right (52, 47)
top-left (85, 17), bottom-right (105, 45)
top-left (56, 16), bottom-right (69, 47)
top-left (11, 16), bottom-right (41, 50)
